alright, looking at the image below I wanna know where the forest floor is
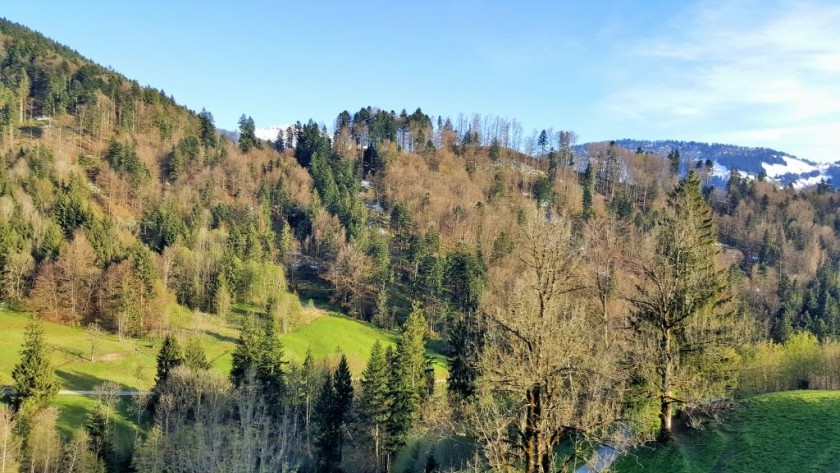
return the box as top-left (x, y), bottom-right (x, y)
top-left (612, 390), bottom-right (840, 473)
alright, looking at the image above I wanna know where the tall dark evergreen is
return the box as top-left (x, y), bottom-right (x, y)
top-left (11, 318), bottom-right (59, 411)
top-left (314, 354), bottom-right (354, 471)
top-left (582, 162), bottom-right (595, 220)
top-left (198, 108), bottom-right (217, 149)
top-left (630, 170), bottom-right (736, 443)
top-left (238, 114), bottom-right (258, 153)
top-left (359, 341), bottom-right (390, 472)
top-left (447, 313), bottom-right (482, 401)
top-left (86, 403), bottom-right (114, 467)
top-left (154, 334), bottom-right (184, 389)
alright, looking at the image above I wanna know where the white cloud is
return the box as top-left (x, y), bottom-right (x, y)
top-left (598, 0), bottom-right (840, 162)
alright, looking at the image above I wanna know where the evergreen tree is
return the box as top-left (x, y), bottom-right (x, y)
top-left (11, 318), bottom-right (58, 411)
top-left (384, 345), bottom-right (414, 463)
top-left (154, 335), bottom-right (183, 390)
top-left (359, 341), bottom-right (389, 472)
top-left (488, 138), bottom-right (501, 162)
top-left (582, 162), bottom-right (595, 220)
top-left (314, 372), bottom-right (338, 471)
top-left (198, 109), bottom-right (217, 149)
top-left (231, 313), bottom-right (259, 387)
top-left (313, 355), bottom-right (353, 471)
top-left (85, 403), bottom-right (113, 467)
top-left (630, 171), bottom-right (737, 443)
top-left (447, 313), bottom-right (482, 401)
top-left (238, 114), bottom-right (258, 153)
top-left (183, 337), bottom-right (211, 371)
top-left (257, 315), bottom-right (286, 411)
top-left (333, 355), bottom-right (354, 464)
top-left (668, 148), bottom-right (681, 175)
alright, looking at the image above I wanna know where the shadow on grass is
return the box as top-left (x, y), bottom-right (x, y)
top-left (56, 370), bottom-right (126, 391)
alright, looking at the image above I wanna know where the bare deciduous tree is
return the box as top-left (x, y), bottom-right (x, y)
top-left (475, 214), bottom-right (626, 473)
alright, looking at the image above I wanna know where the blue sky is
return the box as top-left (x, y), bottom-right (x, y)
top-left (5, 0), bottom-right (839, 161)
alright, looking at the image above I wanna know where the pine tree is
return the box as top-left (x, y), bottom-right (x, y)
top-left (183, 337), bottom-right (211, 371)
top-left (11, 318), bottom-right (58, 411)
top-left (154, 335), bottom-right (183, 389)
top-left (238, 114), bottom-right (258, 153)
top-left (582, 162), bottom-right (595, 221)
top-left (332, 355), bottom-right (353, 463)
top-left (314, 372), bottom-right (338, 471)
top-left (384, 345), bottom-right (413, 463)
top-left (85, 403), bottom-right (113, 467)
top-left (313, 354), bottom-right (354, 471)
top-left (231, 313), bottom-right (259, 387)
top-left (359, 341), bottom-right (389, 472)
top-left (630, 170), bottom-right (737, 443)
top-left (198, 109), bottom-right (218, 149)
top-left (257, 315), bottom-right (286, 412)
top-left (447, 313), bottom-right (482, 401)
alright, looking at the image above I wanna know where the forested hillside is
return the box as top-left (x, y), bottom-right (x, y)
top-left (2, 17), bottom-right (840, 473)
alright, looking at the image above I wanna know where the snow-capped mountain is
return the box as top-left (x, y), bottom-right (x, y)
top-left (254, 125), bottom-right (293, 143)
top-left (575, 140), bottom-right (840, 189)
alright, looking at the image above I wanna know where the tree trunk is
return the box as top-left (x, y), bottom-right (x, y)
top-left (658, 328), bottom-right (674, 443)
top-left (524, 384), bottom-right (543, 473)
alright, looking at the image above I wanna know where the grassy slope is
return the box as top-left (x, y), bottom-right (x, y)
top-left (0, 305), bottom-right (440, 391)
top-left (614, 390), bottom-right (840, 473)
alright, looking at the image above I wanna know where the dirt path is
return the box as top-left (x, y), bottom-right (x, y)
top-left (58, 390), bottom-right (150, 396)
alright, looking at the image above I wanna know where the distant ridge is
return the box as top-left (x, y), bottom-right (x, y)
top-left (575, 139), bottom-right (840, 189)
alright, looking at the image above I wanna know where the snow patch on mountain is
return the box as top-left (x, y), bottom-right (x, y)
top-left (761, 156), bottom-right (827, 179)
top-left (254, 125), bottom-right (293, 142)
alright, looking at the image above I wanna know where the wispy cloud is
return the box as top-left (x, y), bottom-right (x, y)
top-left (599, 0), bottom-right (840, 161)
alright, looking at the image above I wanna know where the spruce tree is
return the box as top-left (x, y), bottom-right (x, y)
top-left (384, 345), bottom-right (413, 462)
top-left (231, 313), bottom-right (259, 387)
top-left (85, 403), bottom-right (113, 467)
top-left (154, 335), bottom-right (183, 389)
top-left (630, 170), bottom-right (736, 443)
top-left (582, 162), bottom-right (595, 220)
top-left (447, 313), bottom-right (482, 401)
top-left (360, 341), bottom-right (389, 472)
top-left (257, 315), bottom-right (286, 412)
top-left (332, 355), bottom-right (354, 463)
top-left (183, 337), bottom-right (211, 371)
top-left (314, 373), bottom-right (338, 471)
top-left (11, 318), bottom-right (58, 411)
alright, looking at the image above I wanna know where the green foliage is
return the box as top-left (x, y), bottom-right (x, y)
top-left (614, 391), bottom-right (840, 473)
top-left (140, 204), bottom-right (187, 252)
top-left (104, 140), bottom-right (150, 186)
top-left (294, 119), bottom-right (331, 168)
top-left (85, 402), bottom-right (114, 467)
top-left (446, 312), bottom-right (482, 401)
top-left (198, 109), bottom-right (217, 149)
top-left (154, 334), bottom-right (183, 389)
top-left (230, 313), bottom-right (286, 415)
top-left (183, 337), bottom-right (211, 371)
top-left (582, 162), bottom-right (595, 220)
top-left (444, 244), bottom-right (486, 314)
top-left (237, 114), bottom-right (258, 153)
top-left (314, 354), bottom-right (354, 470)
top-left (11, 318), bottom-right (59, 411)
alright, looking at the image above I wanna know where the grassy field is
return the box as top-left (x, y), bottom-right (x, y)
top-left (0, 304), bottom-right (446, 392)
top-left (614, 390), bottom-right (840, 473)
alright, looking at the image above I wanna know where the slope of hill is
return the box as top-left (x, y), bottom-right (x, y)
top-left (0, 305), bottom-right (410, 392)
top-left (575, 139), bottom-right (840, 189)
top-left (614, 390), bottom-right (840, 473)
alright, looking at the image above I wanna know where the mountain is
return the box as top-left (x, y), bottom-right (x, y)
top-left (575, 139), bottom-right (840, 189)
top-left (254, 124), bottom-right (292, 142)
